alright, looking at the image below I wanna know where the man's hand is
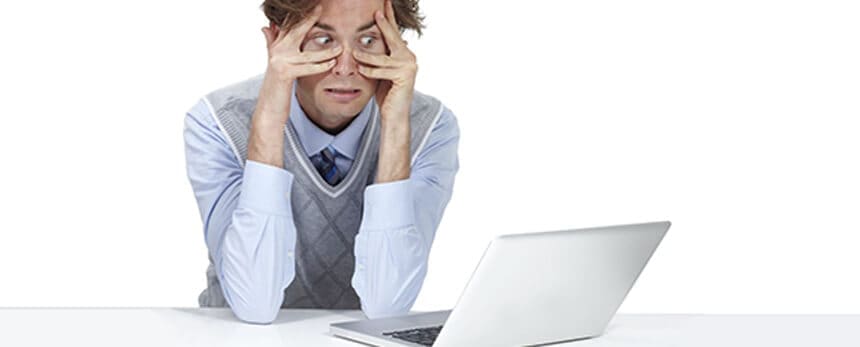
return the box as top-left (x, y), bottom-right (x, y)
top-left (250, 5), bottom-right (340, 168)
top-left (353, 0), bottom-right (417, 183)
top-left (262, 5), bottom-right (342, 83)
top-left (352, 0), bottom-right (418, 122)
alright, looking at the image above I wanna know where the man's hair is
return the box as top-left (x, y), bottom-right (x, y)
top-left (261, 0), bottom-right (425, 36)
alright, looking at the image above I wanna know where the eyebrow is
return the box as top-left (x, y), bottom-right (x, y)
top-left (356, 20), bottom-right (376, 32)
top-left (313, 20), bottom-right (377, 33)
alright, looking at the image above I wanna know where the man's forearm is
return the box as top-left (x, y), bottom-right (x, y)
top-left (248, 70), bottom-right (293, 168)
top-left (376, 116), bottom-right (411, 183)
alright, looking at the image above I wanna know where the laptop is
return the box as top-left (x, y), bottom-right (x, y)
top-left (330, 221), bottom-right (671, 346)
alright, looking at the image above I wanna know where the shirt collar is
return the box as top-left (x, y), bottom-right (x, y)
top-left (288, 85), bottom-right (373, 160)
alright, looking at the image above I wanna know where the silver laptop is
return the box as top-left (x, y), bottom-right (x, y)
top-left (331, 221), bottom-right (670, 346)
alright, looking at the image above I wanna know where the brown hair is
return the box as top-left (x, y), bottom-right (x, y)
top-left (261, 0), bottom-right (425, 36)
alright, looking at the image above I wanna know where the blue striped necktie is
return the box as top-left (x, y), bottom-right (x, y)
top-left (311, 146), bottom-right (343, 185)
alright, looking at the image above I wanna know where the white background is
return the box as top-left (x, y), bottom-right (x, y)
top-left (0, 0), bottom-right (858, 314)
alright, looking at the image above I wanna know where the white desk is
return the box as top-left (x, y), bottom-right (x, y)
top-left (1, 309), bottom-right (858, 346)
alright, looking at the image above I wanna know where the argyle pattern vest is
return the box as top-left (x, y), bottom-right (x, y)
top-left (197, 74), bottom-right (443, 309)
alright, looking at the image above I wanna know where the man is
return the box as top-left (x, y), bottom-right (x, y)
top-left (183, 0), bottom-right (459, 324)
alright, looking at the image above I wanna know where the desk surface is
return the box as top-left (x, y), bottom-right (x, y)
top-left (1, 308), bottom-right (858, 346)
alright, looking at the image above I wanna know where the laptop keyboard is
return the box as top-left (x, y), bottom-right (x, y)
top-left (383, 325), bottom-right (444, 346)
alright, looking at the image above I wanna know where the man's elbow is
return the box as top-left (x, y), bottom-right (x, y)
top-left (231, 303), bottom-right (281, 324)
top-left (218, 270), bottom-right (289, 324)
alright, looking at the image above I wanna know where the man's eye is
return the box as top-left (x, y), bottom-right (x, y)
top-left (360, 36), bottom-right (375, 46)
top-left (314, 36), bottom-right (332, 45)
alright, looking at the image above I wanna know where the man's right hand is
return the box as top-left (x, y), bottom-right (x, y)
top-left (250, 5), bottom-right (340, 168)
top-left (261, 5), bottom-right (342, 83)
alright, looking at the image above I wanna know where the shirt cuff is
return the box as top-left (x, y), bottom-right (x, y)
top-left (361, 179), bottom-right (415, 231)
top-left (238, 160), bottom-right (294, 216)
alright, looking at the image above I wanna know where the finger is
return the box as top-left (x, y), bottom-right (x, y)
top-left (262, 27), bottom-right (272, 48)
top-left (374, 10), bottom-right (406, 52)
top-left (352, 50), bottom-right (398, 68)
top-left (287, 46), bottom-right (343, 64)
top-left (283, 5), bottom-right (323, 42)
top-left (357, 65), bottom-right (400, 80)
top-left (292, 59), bottom-right (338, 77)
top-left (375, 80), bottom-right (391, 103)
top-left (275, 16), bottom-right (290, 42)
top-left (385, 0), bottom-right (399, 28)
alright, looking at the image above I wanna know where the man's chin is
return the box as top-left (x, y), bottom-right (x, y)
top-left (324, 98), bottom-right (371, 115)
top-left (322, 104), bottom-right (365, 120)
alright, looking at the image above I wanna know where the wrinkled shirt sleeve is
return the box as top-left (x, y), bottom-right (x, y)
top-left (184, 98), bottom-right (298, 324)
top-left (352, 107), bottom-right (460, 319)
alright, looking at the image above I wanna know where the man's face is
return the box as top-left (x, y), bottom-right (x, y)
top-left (295, 0), bottom-right (388, 130)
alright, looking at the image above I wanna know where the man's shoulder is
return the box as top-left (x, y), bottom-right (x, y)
top-left (410, 90), bottom-right (448, 122)
top-left (410, 90), bottom-right (459, 133)
top-left (204, 74), bottom-right (266, 103)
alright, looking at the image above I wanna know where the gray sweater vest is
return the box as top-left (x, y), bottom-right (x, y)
top-left (197, 74), bottom-right (443, 309)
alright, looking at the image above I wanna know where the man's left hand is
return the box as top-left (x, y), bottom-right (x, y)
top-left (353, 0), bottom-right (417, 122)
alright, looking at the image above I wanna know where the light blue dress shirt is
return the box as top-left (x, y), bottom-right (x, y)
top-left (183, 87), bottom-right (459, 323)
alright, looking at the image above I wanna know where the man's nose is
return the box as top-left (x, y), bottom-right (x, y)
top-left (333, 46), bottom-right (357, 77)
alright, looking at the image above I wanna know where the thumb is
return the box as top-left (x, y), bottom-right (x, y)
top-left (375, 80), bottom-right (390, 107)
top-left (261, 27), bottom-right (273, 49)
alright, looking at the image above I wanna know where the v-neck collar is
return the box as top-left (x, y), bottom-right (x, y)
top-left (287, 87), bottom-right (373, 160)
top-left (284, 94), bottom-right (380, 197)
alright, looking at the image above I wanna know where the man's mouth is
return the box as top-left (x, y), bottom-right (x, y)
top-left (325, 88), bottom-right (361, 94)
top-left (324, 88), bottom-right (362, 102)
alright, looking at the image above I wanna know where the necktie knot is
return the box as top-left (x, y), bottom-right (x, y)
top-left (312, 146), bottom-right (343, 185)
